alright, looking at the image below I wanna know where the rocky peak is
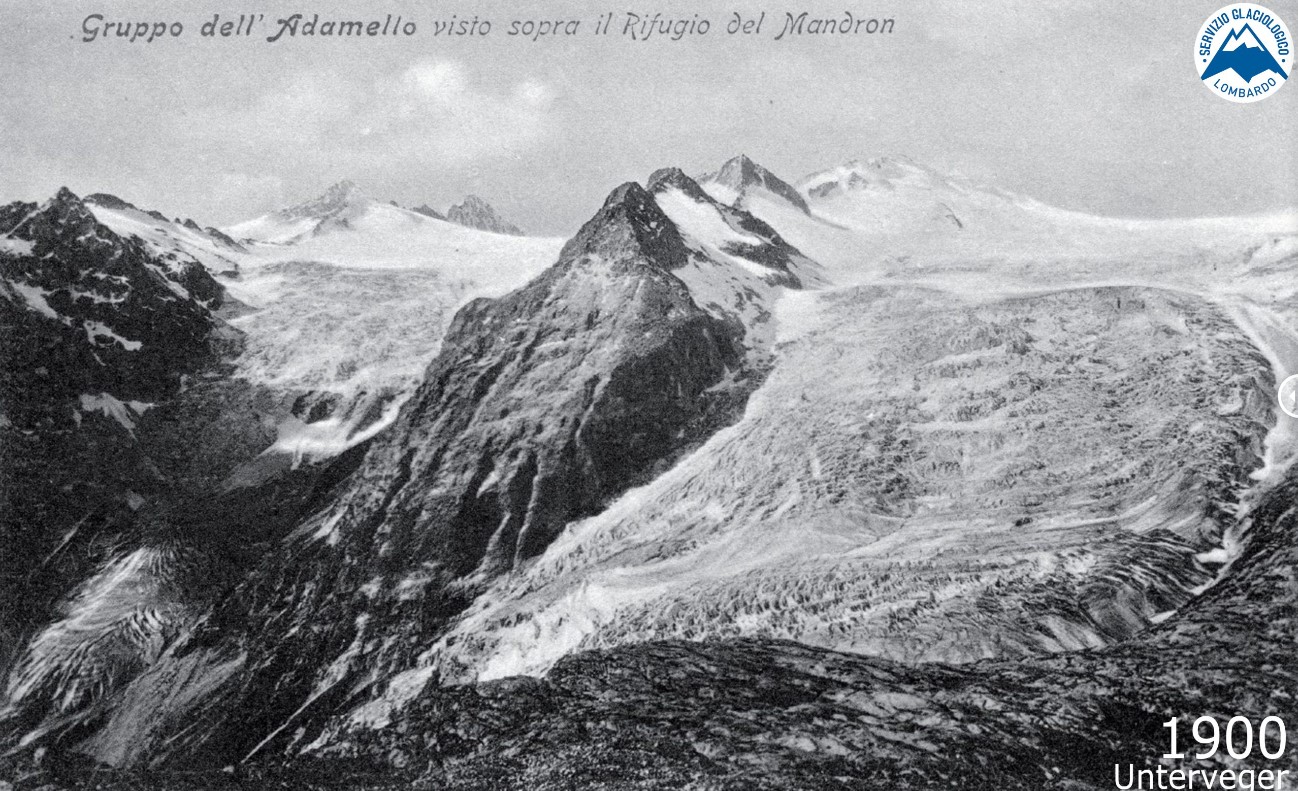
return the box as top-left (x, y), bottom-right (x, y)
top-left (84, 193), bottom-right (139, 212)
top-left (647, 167), bottom-right (713, 202)
top-left (0, 187), bottom-right (225, 420)
top-left (74, 174), bottom-right (761, 766)
top-left (446, 195), bottom-right (523, 236)
top-left (278, 180), bottom-right (367, 220)
top-left (411, 204), bottom-right (445, 221)
top-left (800, 155), bottom-right (947, 198)
top-left (321, 179), bottom-right (361, 202)
top-left (557, 181), bottom-right (689, 273)
top-left (703, 154), bottom-right (810, 214)
top-left (716, 153), bottom-right (763, 184)
top-left (203, 226), bottom-right (243, 249)
top-left (2, 188), bottom-right (113, 255)
top-left (5, 191), bottom-right (231, 310)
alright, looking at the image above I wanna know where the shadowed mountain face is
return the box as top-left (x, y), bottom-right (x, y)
top-left (0, 191), bottom-right (390, 762)
top-left (0, 190), bottom-right (230, 645)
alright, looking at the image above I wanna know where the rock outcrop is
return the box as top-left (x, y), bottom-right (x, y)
top-left (446, 195), bottom-right (523, 235)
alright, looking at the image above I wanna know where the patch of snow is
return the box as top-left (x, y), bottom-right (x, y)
top-left (344, 665), bottom-right (437, 731)
top-left (266, 395), bottom-right (405, 466)
top-left (0, 237), bottom-right (35, 256)
top-left (7, 281), bottom-right (61, 320)
top-left (699, 182), bottom-right (740, 208)
top-left (83, 320), bottom-right (142, 351)
top-left (78, 393), bottom-right (151, 434)
top-left (655, 187), bottom-right (762, 248)
top-left (1194, 548), bottom-right (1231, 565)
top-left (66, 287), bottom-right (126, 305)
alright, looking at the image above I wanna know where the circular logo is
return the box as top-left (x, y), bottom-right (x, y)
top-left (1279, 374), bottom-right (1298, 418)
top-left (1196, 4), bottom-right (1291, 102)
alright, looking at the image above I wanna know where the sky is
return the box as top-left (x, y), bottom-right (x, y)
top-left (0, 0), bottom-right (1295, 235)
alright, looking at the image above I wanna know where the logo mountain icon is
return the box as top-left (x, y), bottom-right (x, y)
top-left (1201, 23), bottom-right (1289, 83)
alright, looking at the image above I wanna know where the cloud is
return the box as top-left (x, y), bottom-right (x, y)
top-left (514, 79), bottom-right (558, 109)
top-left (210, 172), bottom-right (288, 217)
top-left (925, 0), bottom-right (1101, 50)
top-left (183, 58), bottom-right (559, 182)
top-left (372, 59), bottom-right (557, 164)
top-left (402, 61), bottom-right (471, 103)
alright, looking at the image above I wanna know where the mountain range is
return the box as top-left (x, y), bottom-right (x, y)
top-left (227, 181), bottom-right (527, 244)
top-left (1, 154), bottom-right (1296, 789)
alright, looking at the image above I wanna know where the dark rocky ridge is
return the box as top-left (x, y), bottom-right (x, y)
top-left (1, 190), bottom-right (224, 407)
top-left (80, 193), bottom-right (136, 212)
top-left (410, 204), bottom-right (446, 221)
top-left (0, 189), bottom-right (230, 684)
top-left (54, 177), bottom-right (805, 767)
top-left (0, 190), bottom-right (370, 757)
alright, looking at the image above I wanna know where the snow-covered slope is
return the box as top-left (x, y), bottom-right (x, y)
top-left (335, 159), bottom-right (1298, 705)
top-left (694, 155), bottom-right (1298, 288)
top-left (84, 194), bottom-right (246, 285)
top-left (228, 182), bottom-right (525, 247)
top-left (799, 156), bottom-right (1028, 234)
top-left (649, 167), bottom-right (822, 362)
top-left (218, 182), bottom-right (565, 461)
top-left (78, 181), bottom-right (566, 463)
top-left (225, 180), bottom-right (371, 244)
